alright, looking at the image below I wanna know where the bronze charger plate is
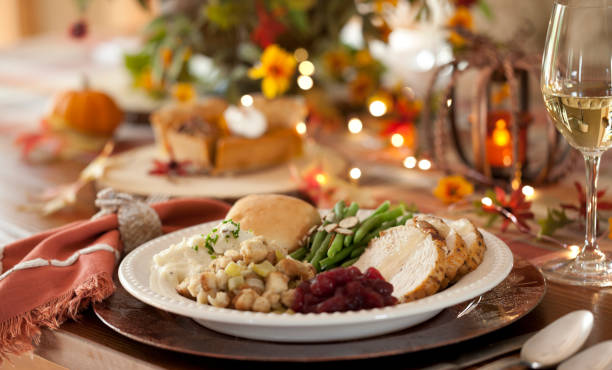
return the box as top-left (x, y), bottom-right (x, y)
top-left (93, 255), bottom-right (545, 362)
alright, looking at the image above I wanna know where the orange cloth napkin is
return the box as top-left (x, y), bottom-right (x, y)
top-left (0, 198), bottom-right (230, 360)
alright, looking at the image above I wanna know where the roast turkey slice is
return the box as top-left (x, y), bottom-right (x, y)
top-left (354, 221), bottom-right (447, 302)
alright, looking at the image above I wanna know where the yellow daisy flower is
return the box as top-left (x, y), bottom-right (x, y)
top-left (433, 175), bottom-right (474, 204)
top-left (249, 44), bottom-right (296, 99)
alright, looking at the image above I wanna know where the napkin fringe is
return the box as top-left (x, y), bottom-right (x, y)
top-left (0, 272), bottom-right (115, 362)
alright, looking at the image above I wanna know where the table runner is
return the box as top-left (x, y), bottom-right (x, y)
top-left (0, 198), bottom-right (230, 361)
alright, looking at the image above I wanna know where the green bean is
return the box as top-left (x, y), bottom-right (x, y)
top-left (319, 243), bottom-right (358, 270)
top-left (344, 233), bottom-right (354, 248)
top-left (289, 246), bottom-right (307, 260)
top-left (333, 200), bottom-right (346, 220)
top-left (353, 205), bottom-right (404, 243)
top-left (306, 230), bottom-right (326, 262)
top-left (311, 233), bottom-right (334, 271)
top-left (354, 207), bottom-right (402, 243)
top-left (350, 245), bottom-right (366, 258)
top-left (353, 215), bottom-right (383, 244)
top-left (359, 219), bottom-right (398, 245)
top-left (327, 233), bottom-right (345, 258)
top-left (341, 257), bottom-right (359, 267)
top-left (344, 202), bottom-right (359, 217)
top-left (398, 213), bottom-right (413, 226)
top-left (372, 200), bottom-right (390, 216)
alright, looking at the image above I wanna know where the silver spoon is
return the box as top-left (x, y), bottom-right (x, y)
top-left (558, 340), bottom-right (612, 370)
top-left (478, 310), bottom-right (594, 370)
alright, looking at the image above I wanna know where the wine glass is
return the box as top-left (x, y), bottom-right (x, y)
top-left (541, 0), bottom-right (612, 286)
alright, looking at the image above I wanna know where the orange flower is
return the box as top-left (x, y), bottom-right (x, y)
top-left (447, 7), bottom-right (474, 47)
top-left (172, 83), bottom-right (196, 102)
top-left (248, 44), bottom-right (296, 98)
top-left (433, 175), bottom-right (474, 204)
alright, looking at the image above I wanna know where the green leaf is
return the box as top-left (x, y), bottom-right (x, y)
top-left (124, 53), bottom-right (151, 76)
top-left (288, 9), bottom-right (309, 33)
top-left (537, 208), bottom-right (573, 237)
top-left (485, 213), bottom-right (499, 228)
top-left (167, 46), bottom-right (189, 82)
top-left (478, 0), bottom-right (494, 20)
top-left (286, 0), bottom-right (315, 11)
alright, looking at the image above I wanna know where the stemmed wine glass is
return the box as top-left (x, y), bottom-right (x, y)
top-left (541, 0), bottom-right (612, 286)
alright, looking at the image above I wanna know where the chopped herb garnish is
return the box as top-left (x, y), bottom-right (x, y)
top-left (204, 232), bottom-right (219, 256)
top-left (193, 245), bottom-right (199, 251)
top-left (221, 219), bottom-right (241, 238)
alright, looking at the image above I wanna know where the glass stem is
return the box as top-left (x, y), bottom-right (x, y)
top-left (580, 153), bottom-right (604, 262)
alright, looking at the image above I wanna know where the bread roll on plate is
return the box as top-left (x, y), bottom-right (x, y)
top-left (226, 194), bottom-right (321, 253)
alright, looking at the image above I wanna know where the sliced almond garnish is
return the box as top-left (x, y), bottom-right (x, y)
top-left (325, 212), bottom-right (336, 222)
top-left (324, 223), bottom-right (338, 233)
top-left (339, 216), bottom-right (359, 229)
top-left (336, 227), bottom-right (354, 235)
top-left (307, 225), bottom-right (318, 235)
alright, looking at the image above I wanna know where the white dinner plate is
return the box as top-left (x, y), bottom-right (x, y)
top-left (119, 212), bottom-right (514, 342)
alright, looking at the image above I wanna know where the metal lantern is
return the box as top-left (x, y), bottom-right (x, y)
top-left (421, 30), bottom-right (579, 187)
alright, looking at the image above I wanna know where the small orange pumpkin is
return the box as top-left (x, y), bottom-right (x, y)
top-left (48, 88), bottom-right (123, 136)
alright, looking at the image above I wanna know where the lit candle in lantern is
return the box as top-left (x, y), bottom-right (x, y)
top-left (485, 111), bottom-right (526, 168)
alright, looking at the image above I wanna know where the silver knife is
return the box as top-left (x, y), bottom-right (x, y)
top-left (420, 331), bottom-right (536, 370)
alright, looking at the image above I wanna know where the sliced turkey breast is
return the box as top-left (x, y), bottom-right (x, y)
top-left (448, 218), bottom-right (486, 281)
top-left (408, 215), bottom-right (468, 289)
top-left (354, 221), bottom-right (447, 302)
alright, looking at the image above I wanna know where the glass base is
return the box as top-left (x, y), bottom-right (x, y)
top-left (541, 250), bottom-right (612, 287)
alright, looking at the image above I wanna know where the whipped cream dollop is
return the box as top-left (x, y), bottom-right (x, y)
top-left (223, 105), bottom-right (267, 139)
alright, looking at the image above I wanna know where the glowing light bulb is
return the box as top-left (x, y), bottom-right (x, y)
top-left (315, 173), bottom-right (327, 185)
top-left (418, 159), bottom-right (431, 170)
top-left (297, 75), bottom-right (313, 90)
top-left (349, 167), bottom-right (362, 180)
top-left (294, 48), bottom-right (308, 62)
top-left (481, 197), bottom-right (493, 207)
top-left (240, 94), bottom-right (253, 107)
top-left (369, 100), bottom-right (387, 117)
top-left (522, 185), bottom-right (535, 200)
top-left (403, 156), bottom-right (417, 169)
top-left (295, 121), bottom-right (307, 135)
top-left (348, 118), bottom-right (363, 134)
top-left (446, 98), bottom-right (453, 107)
top-left (390, 133), bottom-right (404, 147)
top-left (298, 61), bottom-right (315, 76)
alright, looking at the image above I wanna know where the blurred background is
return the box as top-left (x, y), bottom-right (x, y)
top-left (0, 0), bottom-right (552, 49)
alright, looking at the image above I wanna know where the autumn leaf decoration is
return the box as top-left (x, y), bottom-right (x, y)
top-left (475, 186), bottom-right (534, 232)
top-left (538, 208), bottom-right (572, 238)
top-left (538, 181), bottom-right (612, 237)
top-left (560, 181), bottom-right (612, 217)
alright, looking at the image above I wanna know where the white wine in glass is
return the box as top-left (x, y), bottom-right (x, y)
top-left (541, 0), bottom-right (612, 286)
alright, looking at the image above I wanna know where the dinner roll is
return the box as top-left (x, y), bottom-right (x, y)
top-left (226, 194), bottom-right (321, 253)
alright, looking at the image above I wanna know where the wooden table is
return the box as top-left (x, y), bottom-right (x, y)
top-left (2, 36), bottom-right (612, 370)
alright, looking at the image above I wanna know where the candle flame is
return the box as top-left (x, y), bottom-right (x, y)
top-left (493, 119), bottom-right (511, 146)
